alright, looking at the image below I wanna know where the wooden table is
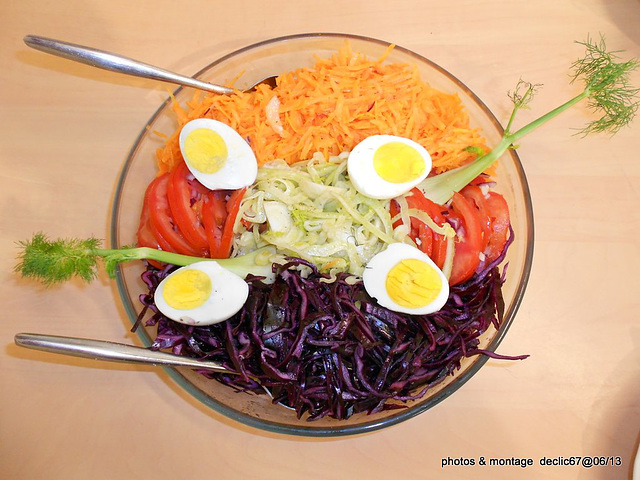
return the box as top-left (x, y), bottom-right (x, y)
top-left (2, 1), bottom-right (639, 478)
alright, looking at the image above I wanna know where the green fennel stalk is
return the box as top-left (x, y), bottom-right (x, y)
top-left (15, 233), bottom-right (276, 286)
top-left (419, 35), bottom-right (639, 205)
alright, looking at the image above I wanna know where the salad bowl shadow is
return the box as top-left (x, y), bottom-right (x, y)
top-left (111, 33), bottom-right (534, 437)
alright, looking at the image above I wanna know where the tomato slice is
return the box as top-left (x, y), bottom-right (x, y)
top-left (201, 187), bottom-right (247, 259)
top-left (166, 162), bottom-right (209, 254)
top-left (460, 185), bottom-right (491, 250)
top-left (220, 187), bottom-right (246, 258)
top-left (430, 228), bottom-right (448, 270)
top-left (390, 199), bottom-right (400, 224)
top-left (201, 191), bottom-right (227, 259)
top-left (391, 186), bottom-right (509, 285)
top-left (137, 179), bottom-right (170, 269)
top-left (448, 192), bottom-right (484, 285)
top-left (416, 221), bottom-right (433, 257)
top-left (137, 169), bottom-right (247, 261)
top-left (391, 189), bottom-right (449, 269)
top-left (461, 186), bottom-right (510, 263)
top-left (137, 190), bottom-right (160, 250)
top-left (146, 174), bottom-right (201, 256)
top-left (483, 191), bottom-right (510, 262)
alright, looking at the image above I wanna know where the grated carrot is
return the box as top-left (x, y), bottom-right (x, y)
top-left (156, 44), bottom-right (489, 175)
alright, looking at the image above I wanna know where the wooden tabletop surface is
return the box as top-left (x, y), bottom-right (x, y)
top-left (2, 1), bottom-right (639, 479)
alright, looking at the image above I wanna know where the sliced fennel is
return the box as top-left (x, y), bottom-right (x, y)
top-left (235, 152), bottom-right (399, 277)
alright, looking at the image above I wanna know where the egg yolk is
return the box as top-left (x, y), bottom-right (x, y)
top-left (373, 142), bottom-right (425, 184)
top-left (385, 259), bottom-right (442, 309)
top-left (183, 128), bottom-right (228, 174)
top-left (162, 269), bottom-right (212, 310)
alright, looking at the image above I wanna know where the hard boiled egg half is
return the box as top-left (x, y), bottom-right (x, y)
top-left (347, 135), bottom-right (432, 199)
top-left (154, 261), bottom-right (249, 326)
top-left (179, 118), bottom-right (258, 190)
top-left (363, 243), bottom-right (449, 315)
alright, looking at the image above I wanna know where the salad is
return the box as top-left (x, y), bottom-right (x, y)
top-left (16, 36), bottom-right (637, 421)
top-left (130, 45), bottom-right (518, 420)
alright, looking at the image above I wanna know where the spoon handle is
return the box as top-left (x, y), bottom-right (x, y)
top-left (23, 35), bottom-right (234, 95)
top-left (14, 332), bottom-right (232, 373)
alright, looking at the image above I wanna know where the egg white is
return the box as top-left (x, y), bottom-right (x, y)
top-left (154, 260), bottom-right (249, 326)
top-left (347, 135), bottom-right (432, 200)
top-left (362, 242), bottom-right (449, 315)
top-left (178, 118), bottom-right (258, 190)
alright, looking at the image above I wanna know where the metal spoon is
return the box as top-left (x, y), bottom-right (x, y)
top-left (15, 332), bottom-right (245, 376)
top-left (14, 332), bottom-right (291, 405)
top-left (14, 332), bottom-right (297, 406)
top-left (23, 35), bottom-right (277, 94)
top-left (14, 333), bottom-right (294, 410)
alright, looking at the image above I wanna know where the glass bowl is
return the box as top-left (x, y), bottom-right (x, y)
top-left (111, 33), bottom-right (534, 436)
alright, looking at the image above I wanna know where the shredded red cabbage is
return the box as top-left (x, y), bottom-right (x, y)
top-left (135, 226), bottom-right (525, 420)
